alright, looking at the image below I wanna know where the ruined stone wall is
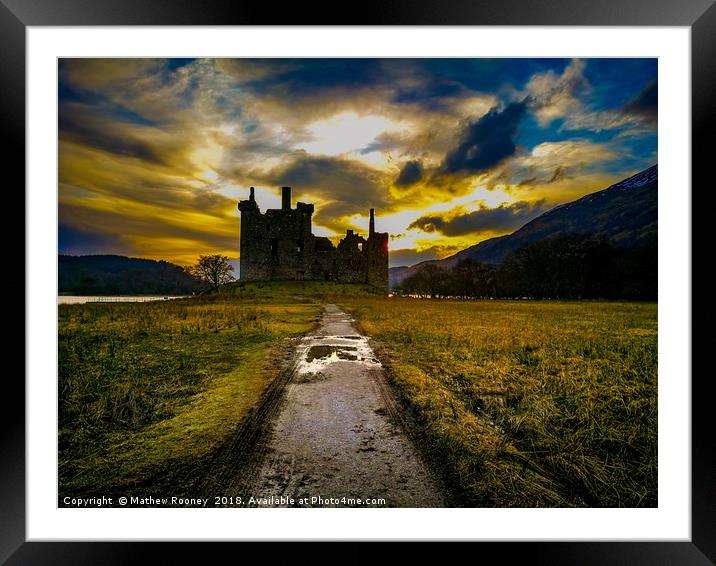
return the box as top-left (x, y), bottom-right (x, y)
top-left (366, 232), bottom-right (389, 291)
top-left (238, 187), bottom-right (388, 289)
top-left (334, 231), bottom-right (368, 283)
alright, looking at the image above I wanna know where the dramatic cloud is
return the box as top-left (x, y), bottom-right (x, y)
top-left (622, 80), bottom-right (657, 124)
top-left (462, 139), bottom-right (624, 204)
top-left (409, 200), bottom-right (549, 237)
top-left (441, 101), bottom-right (527, 176)
top-left (263, 155), bottom-right (390, 231)
top-left (389, 245), bottom-right (460, 268)
top-left (524, 59), bottom-right (658, 133)
top-left (517, 168), bottom-right (568, 186)
top-left (57, 58), bottom-right (657, 266)
top-left (395, 160), bottom-right (424, 187)
top-left (509, 140), bottom-right (619, 186)
top-left (59, 103), bottom-right (177, 168)
top-left (526, 59), bottom-right (589, 127)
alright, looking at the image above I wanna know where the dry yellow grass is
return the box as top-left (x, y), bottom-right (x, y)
top-left (340, 298), bottom-right (658, 507)
top-left (59, 284), bottom-right (657, 507)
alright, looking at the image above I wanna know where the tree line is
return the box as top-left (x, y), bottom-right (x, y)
top-left (396, 235), bottom-right (657, 300)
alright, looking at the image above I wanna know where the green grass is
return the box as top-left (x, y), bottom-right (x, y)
top-left (214, 280), bottom-right (384, 302)
top-left (339, 298), bottom-right (658, 507)
top-left (58, 295), bottom-right (320, 497)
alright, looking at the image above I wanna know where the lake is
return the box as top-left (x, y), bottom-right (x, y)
top-left (58, 296), bottom-right (189, 305)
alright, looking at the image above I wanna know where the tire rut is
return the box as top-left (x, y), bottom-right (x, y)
top-left (238, 304), bottom-right (446, 507)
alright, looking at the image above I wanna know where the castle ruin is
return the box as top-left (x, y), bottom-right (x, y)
top-left (238, 187), bottom-right (389, 290)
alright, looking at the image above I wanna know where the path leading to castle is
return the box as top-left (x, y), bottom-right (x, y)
top-left (244, 304), bottom-right (445, 507)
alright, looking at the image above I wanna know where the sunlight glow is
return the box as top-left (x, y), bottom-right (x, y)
top-left (57, 58), bottom-right (657, 268)
top-left (350, 150), bottom-right (391, 170)
top-left (190, 138), bottom-right (224, 173)
top-left (463, 187), bottom-right (517, 209)
top-left (301, 112), bottom-right (401, 156)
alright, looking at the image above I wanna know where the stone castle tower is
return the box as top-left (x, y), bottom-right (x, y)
top-left (238, 186), bottom-right (389, 290)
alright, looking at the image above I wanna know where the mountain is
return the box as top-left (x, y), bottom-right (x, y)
top-left (390, 165), bottom-right (657, 288)
top-left (59, 255), bottom-right (204, 295)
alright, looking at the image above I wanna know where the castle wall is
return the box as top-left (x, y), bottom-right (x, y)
top-left (366, 232), bottom-right (389, 290)
top-left (238, 187), bottom-right (388, 289)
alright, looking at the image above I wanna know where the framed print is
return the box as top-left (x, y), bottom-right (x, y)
top-left (7, 0), bottom-right (712, 562)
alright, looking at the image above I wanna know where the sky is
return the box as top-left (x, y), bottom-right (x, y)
top-left (58, 58), bottom-right (657, 268)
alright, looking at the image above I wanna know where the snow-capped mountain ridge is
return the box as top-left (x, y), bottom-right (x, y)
top-left (540, 164), bottom-right (657, 218)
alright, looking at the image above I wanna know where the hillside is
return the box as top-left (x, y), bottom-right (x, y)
top-left (390, 165), bottom-right (657, 287)
top-left (59, 255), bottom-right (204, 295)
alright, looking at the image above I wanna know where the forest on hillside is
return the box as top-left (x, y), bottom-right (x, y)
top-left (396, 235), bottom-right (657, 300)
top-left (59, 255), bottom-right (205, 295)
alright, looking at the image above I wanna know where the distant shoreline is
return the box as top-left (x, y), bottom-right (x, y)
top-left (58, 295), bottom-right (189, 305)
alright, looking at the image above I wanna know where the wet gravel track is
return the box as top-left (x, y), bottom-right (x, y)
top-left (237, 304), bottom-right (445, 507)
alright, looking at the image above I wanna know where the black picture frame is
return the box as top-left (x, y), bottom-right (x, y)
top-left (7, 1), bottom-right (711, 563)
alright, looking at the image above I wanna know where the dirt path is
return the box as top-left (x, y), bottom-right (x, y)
top-left (243, 304), bottom-right (445, 507)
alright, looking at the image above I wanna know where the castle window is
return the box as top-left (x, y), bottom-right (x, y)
top-left (358, 243), bottom-right (363, 252)
top-left (270, 238), bottom-right (278, 258)
top-left (297, 239), bottom-right (304, 254)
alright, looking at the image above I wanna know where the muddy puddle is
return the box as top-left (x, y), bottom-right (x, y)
top-left (296, 334), bottom-right (381, 376)
top-left (245, 304), bottom-right (445, 507)
top-left (306, 345), bottom-right (358, 362)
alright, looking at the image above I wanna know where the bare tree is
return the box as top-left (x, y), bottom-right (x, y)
top-left (188, 254), bottom-right (235, 289)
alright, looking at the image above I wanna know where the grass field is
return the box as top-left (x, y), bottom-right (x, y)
top-left (340, 298), bottom-right (658, 507)
top-left (58, 289), bottom-right (320, 497)
top-left (59, 282), bottom-right (657, 507)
